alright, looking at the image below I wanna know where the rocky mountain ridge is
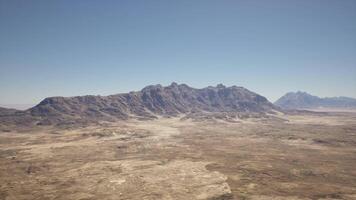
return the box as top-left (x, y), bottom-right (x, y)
top-left (1, 83), bottom-right (278, 126)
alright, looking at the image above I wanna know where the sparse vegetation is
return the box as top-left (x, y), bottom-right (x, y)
top-left (1, 112), bottom-right (356, 199)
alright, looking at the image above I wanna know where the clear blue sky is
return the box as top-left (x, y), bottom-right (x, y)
top-left (1, 0), bottom-right (356, 108)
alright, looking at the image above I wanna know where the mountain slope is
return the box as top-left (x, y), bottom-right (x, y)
top-left (0, 107), bottom-right (19, 116)
top-left (1, 83), bottom-right (278, 126)
top-left (275, 91), bottom-right (356, 109)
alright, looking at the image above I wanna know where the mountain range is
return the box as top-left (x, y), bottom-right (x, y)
top-left (275, 91), bottom-right (356, 110)
top-left (0, 83), bottom-right (278, 126)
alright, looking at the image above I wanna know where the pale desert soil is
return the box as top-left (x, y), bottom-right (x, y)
top-left (1, 112), bottom-right (356, 200)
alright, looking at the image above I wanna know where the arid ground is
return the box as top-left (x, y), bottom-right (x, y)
top-left (1, 112), bottom-right (356, 200)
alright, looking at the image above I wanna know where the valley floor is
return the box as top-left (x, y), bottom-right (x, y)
top-left (1, 112), bottom-right (356, 200)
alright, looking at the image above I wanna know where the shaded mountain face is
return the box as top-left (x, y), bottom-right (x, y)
top-left (2, 83), bottom-right (277, 126)
top-left (275, 91), bottom-right (356, 109)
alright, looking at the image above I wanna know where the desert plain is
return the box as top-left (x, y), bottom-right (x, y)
top-left (1, 111), bottom-right (356, 200)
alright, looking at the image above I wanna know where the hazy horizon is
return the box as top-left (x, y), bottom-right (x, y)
top-left (1, 81), bottom-right (356, 110)
top-left (1, 0), bottom-right (356, 107)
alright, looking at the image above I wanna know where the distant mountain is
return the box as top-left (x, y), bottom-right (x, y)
top-left (0, 104), bottom-right (34, 110)
top-left (275, 91), bottom-right (356, 110)
top-left (1, 83), bottom-right (278, 126)
top-left (0, 107), bottom-right (19, 116)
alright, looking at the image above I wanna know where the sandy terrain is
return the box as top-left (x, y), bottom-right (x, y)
top-left (1, 112), bottom-right (356, 200)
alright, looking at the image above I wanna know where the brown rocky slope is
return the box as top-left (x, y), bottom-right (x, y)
top-left (1, 83), bottom-right (279, 126)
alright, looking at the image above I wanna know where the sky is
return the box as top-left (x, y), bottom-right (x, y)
top-left (1, 0), bottom-right (356, 109)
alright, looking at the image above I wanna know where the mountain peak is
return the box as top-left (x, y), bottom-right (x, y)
top-left (170, 82), bottom-right (178, 87)
top-left (141, 84), bottom-right (163, 92)
top-left (275, 91), bottom-right (356, 109)
top-left (216, 83), bottom-right (226, 88)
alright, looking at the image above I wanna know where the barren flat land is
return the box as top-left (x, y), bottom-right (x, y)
top-left (1, 112), bottom-right (356, 200)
